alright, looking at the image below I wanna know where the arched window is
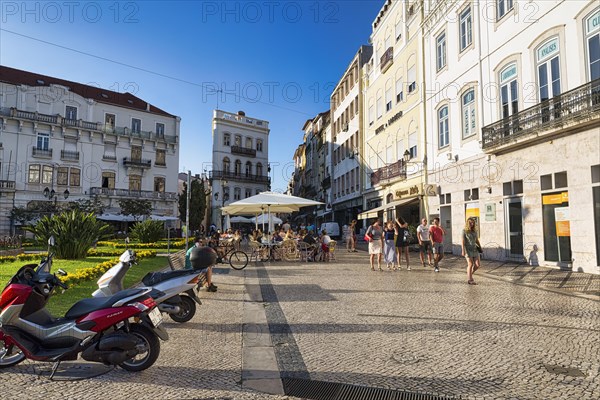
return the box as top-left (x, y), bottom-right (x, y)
top-left (223, 157), bottom-right (230, 172)
top-left (500, 63), bottom-right (518, 119)
top-left (256, 139), bottom-right (263, 152)
top-left (256, 162), bottom-right (263, 176)
top-left (234, 159), bottom-right (242, 175)
top-left (585, 8), bottom-right (600, 81)
top-left (462, 90), bottom-right (476, 138)
top-left (245, 161), bottom-right (252, 177)
top-left (536, 37), bottom-right (561, 101)
top-left (438, 105), bottom-right (449, 148)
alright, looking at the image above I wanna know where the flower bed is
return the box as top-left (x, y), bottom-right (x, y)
top-left (97, 239), bottom-right (186, 249)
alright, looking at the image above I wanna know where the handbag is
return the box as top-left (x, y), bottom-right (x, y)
top-left (364, 234), bottom-right (372, 242)
top-left (476, 243), bottom-right (483, 254)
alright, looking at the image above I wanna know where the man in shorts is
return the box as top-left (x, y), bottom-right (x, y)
top-left (429, 217), bottom-right (446, 272)
top-left (416, 218), bottom-right (433, 268)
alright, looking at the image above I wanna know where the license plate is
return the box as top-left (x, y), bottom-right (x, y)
top-left (148, 307), bottom-right (163, 327)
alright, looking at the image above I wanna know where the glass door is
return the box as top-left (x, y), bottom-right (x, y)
top-left (505, 197), bottom-right (524, 260)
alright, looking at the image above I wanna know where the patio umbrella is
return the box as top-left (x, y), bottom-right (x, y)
top-left (230, 216), bottom-right (252, 223)
top-left (222, 192), bottom-right (323, 232)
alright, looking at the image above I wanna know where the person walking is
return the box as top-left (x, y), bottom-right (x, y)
top-left (347, 220), bottom-right (357, 252)
top-left (395, 217), bottom-right (410, 270)
top-left (416, 218), bottom-right (433, 268)
top-left (429, 217), bottom-right (446, 273)
top-left (383, 221), bottom-right (398, 270)
top-left (366, 219), bottom-right (384, 271)
top-left (462, 217), bottom-right (482, 285)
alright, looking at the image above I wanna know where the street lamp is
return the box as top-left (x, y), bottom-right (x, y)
top-left (214, 179), bottom-right (229, 231)
top-left (43, 187), bottom-right (69, 203)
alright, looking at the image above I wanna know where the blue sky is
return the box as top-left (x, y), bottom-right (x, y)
top-left (0, 0), bottom-right (382, 192)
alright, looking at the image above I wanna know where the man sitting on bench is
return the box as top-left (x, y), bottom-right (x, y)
top-left (186, 238), bottom-right (217, 292)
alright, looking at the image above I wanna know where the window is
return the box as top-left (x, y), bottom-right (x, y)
top-left (555, 171), bottom-right (568, 188)
top-left (368, 105), bottom-right (374, 126)
top-left (245, 137), bottom-right (252, 149)
top-left (57, 167), bottom-right (68, 185)
top-left (105, 113), bottom-right (116, 131)
top-left (500, 63), bottom-right (519, 119)
top-left (257, 163), bottom-right (263, 176)
top-left (131, 118), bottom-right (141, 133)
top-left (396, 138), bottom-right (404, 161)
top-left (462, 90), bottom-right (476, 138)
top-left (156, 123), bottom-right (165, 137)
top-left (131, 146), bottom-right (142, 161)
top-left (129, 175), bottom-right (142, 191)
top-left (28, 164), bottom-right (40, 183)
top-left (234, 187), bottom-right (241, 201)
top-left (245, 161), bottom-right (252, 177)
top-left (65, 106), bottom-right (77, 120)
top-left (42, 165), bottom-right (53, 184)
top-left (586, 8), bottom-right (600, 81)
top-left (497, 0), bottom-right (514, 20)
top-left (537, 38), bottom-right (561, 101)
top-left (256, 139), bottom-right (263, 152)
top-left (395, 17), bottom-right (402, 41)
top-left (385, 86), bottom-right (392, 111)
top-left (234, 159), bottom-right (242, 175)
top-left (408, 132), bottom-right (417, 158)
top-left (541, 174), bottom-right (553, 190)
top-left (37, 132), bottom-right (49, 150)
top-left (234, 135), bottom-right (241, 146)
top-left (436, 32), bottom-right (447, 71)
top-left (102, 172), bottom-right (115, 189)
top-left (355, 96), bottom-right (359, 113)
top-left (464, 187), bottom-right (479, 201)
top-left (223, 157), bottom-right (230, 172)
top-left (503, 180), bottom-right (523, 195)
top-left (396, 77), bottom-right (404, 103)
top-left (154, 177), bottom-right (165, 192)
top-left (103, 143), bottom-right (116, 160)
top-left (592, 164), bottom-right (600, 184)
top-left (376, 95), bottom-right (383, 119)
top-left (438, 106), bottom-right (449, 147)
top-left (70, 168), bottom-right (80, 187)
top-left (386, 145), bottom-right (393, 164)
top-left (459, 7), bottom-right (473, 51)
top-left (155, 149), bottom-right (166, 166)
top-left (407, 66), bottom-right (416, 93)
top-left (223, 133), bottom-right (231, 146)
top-left (245, 189), bottom-right (252, 198)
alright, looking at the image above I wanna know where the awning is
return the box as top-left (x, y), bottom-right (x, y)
top-left (97, 213), bottom-right (136, 222)
top-left (358, 197), bottom-right (419, 220)
top-left (149, 215), bottom-right (179, 221)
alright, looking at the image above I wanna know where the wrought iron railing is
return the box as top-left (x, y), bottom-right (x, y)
top-left (60, 150), bottom-right (80, 161)
top-left (482, 79), bottom-right (600, 150)
top-left (209, 170), bottom-right (270, 184)
top-left (90, 187), bottom-right (177, 200)
top-left (32, 147), bottom-right (52, 157)
top-left (231, 145), bottom-right (257, 157)
top-left (371, 159), bottom-right (406, 187)
top-left (0, 180), bottom-right (15, 190)
top-left (123, 157), bottom-right (152, 168)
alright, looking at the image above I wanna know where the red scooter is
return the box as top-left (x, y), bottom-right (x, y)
top-left (0, 247), bottom-right (168, 375)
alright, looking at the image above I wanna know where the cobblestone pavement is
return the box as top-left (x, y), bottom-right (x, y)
top-left (1, 251), bottom-right (598, 400)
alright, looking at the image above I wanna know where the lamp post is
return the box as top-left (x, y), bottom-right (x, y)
top-left (214, 179), bottom-right (229, 231)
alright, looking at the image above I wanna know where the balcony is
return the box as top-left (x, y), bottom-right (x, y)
top-left (0, 107), bottom-right (178, 144)
top-left (60, 150), bottom-right (80, 161)
top-left (102, 154), bottom-right (117, 161)
top-left (32, 147), bottom-right (52, 158)
top-left (380, 46), bottom-right (394, 73)
top-left (0, 180), bottom-right (16, 191)
top-left (321, 176), bottom-right (331, 189)
top-left (90, 187), bottom-right (178, 200)
top-left (482, 79), bottom-right (600, 153)
top-left (371, 159), bottom-right (407, 187)
top-left (209, 170), bottom-right (270, 184)
top-left (123, 157), bottom-right (152, 168)
top-left (231, 145), bottom-right (257, 157)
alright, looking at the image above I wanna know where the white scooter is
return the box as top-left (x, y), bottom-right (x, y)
top-left (92, 250), bottom-right (204, 323)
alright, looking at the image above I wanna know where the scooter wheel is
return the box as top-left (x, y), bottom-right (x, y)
top-left (119, 324), bottom-right (160, 372)
top-left (169, 296), bottom-right (196, 323)
top-left (0, 341), bottom-right (25, 368)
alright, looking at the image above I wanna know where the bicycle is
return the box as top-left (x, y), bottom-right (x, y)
top-left (215, 240), bottom-right (249, 270)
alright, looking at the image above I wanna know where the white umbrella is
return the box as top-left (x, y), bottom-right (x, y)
top-left (251, 215), bottom-right (282, 224)
top-left (230, 216), bottom-right (252, 223)
top-left (222, 192), bottom-right (322, 233)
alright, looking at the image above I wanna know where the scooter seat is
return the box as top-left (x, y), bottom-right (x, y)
top-left (65, 288), bottom-right (147, 319)
top-left (142, 269), bottom-right (196, 286)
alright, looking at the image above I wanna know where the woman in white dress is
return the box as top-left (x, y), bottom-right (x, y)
top-left (366, 220), bottom-right (384, 271)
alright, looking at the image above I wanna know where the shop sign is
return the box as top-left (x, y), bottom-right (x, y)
top-left (484, 203), bottom-right (496, 222)
top-left (395, 185), bottom-right (419, 198)
top-left (542, 191), bottom-right (569, 205)
top-left (554, 207), bottom-right (570, 237)
top-left (587, 9), bottom-right (600, 35)
top-left (537, 38), bottom-right (559, 62)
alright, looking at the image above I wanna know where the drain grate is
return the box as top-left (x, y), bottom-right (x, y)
top-left (543, 364), bottom-right (586, 377)
top-left (283, 377), bottom-right (458, 400)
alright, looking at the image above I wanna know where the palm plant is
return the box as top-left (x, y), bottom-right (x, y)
top-left (25, 210), bottom-right (111, 259)
top-left (130, 219), bottom-right (164, 243)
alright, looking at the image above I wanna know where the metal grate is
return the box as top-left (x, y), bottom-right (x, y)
top-left (283, 378), bottom-right (458, 400)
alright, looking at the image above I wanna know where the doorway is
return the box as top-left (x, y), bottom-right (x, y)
top-left (505, 197), bottom-right (524, 260)
top-left (440, 206), bottom-right (452, 253)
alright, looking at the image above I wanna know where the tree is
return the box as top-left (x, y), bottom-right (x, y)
top-left (68, 198), bottom-right (105, 215)
top-left (118, 199), bottom-right (152, 221)
top-left (24, 210), bottom-right (111, 259)
top-left (179, 179), bottom-right (208, 232)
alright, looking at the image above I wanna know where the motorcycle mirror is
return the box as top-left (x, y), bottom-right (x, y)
top-left (57, 269), bottom-right (67, 276)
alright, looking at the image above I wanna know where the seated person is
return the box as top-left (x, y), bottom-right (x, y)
top-left (320, 230), bottom-right (331, 262)
top-left (185, 239), bottom-right (217, 292)
top-left (284, 230), bottom-right (295, 241)
top-left (272, 231), bottom-right (283, 243)
top-left (302, 230), bottom-right (319, 261)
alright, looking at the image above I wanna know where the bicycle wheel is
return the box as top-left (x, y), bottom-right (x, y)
top-left (229, 250), bottom-right (249, 270)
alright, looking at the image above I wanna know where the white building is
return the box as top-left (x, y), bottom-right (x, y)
top-left (330, 45), bottom-right (372, 227)
top-left (0, 66), bottom-right (180, 234)
top-left (209, 110), bottom-right (270, 229)
top-left (423, 0), bottom-right (600, 273)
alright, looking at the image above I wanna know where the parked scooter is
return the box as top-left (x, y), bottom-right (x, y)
top-left (0, 238), bottom-right (167, 374)
top-left (92, 249), bottom-right (204, 323)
